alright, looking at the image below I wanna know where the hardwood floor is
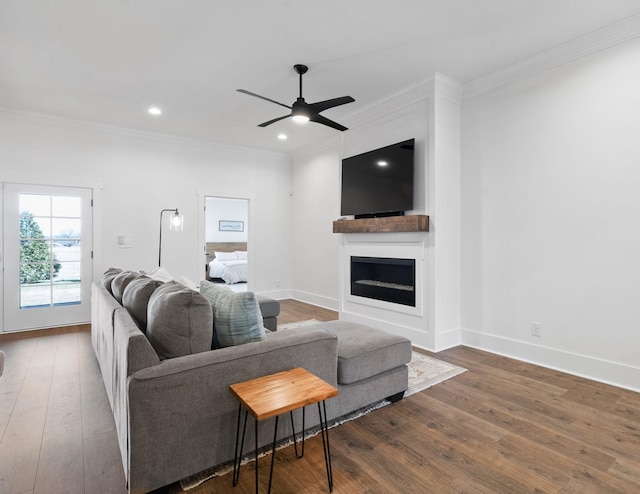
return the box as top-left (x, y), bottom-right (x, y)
top-left (277, 299), bottom-right (338, 325)
top-left (1, 300), bottom-right (639, 493)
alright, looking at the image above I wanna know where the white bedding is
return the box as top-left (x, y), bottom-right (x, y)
top-left (208, 258), bottom-right (248, 284)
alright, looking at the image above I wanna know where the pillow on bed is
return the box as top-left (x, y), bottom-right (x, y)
top-left (200, 280), bottom-right (265, 349)
top-left (235, 251), bottom-right (248, 260)
top-left (214, 251), bottom-right (238, 261)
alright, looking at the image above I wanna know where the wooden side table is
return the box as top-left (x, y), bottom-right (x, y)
top-left (229, 367), bottom-right (339, 493)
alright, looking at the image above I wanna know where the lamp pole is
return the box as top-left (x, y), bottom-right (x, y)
top-left (159, 208), bottom-right (180, 267)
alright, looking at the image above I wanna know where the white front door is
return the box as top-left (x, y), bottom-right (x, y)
top-left (2, 183), bottom-right (93, 332)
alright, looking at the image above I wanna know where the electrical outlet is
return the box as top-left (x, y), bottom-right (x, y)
top-left (531, 322), bottom-right (542, 337)
top-left (275, 280), bottom-right (281, 288)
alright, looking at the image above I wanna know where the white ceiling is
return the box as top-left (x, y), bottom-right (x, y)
top-left (2, 1), bottom-right (640, 153)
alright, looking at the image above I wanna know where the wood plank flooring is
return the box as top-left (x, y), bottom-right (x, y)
top-left (1, 300), bottom-right (639, 493)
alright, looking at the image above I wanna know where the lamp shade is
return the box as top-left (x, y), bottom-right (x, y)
top-left (169, 212), bottom-right (184, 231)
top-left (159, 207), bottom-right (183, 266)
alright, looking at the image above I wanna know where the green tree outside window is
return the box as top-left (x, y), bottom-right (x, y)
top-left (20, 212), bottom-right (61, 284)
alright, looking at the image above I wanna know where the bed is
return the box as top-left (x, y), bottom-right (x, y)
top-left (206, 242), bottom-right (248, 284)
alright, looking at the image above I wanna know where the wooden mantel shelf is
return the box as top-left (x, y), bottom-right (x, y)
top-left (333, 215), bottom-right (429, 233)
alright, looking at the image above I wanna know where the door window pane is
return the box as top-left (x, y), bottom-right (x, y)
top-left (52, 196), bottom-right (81, 217)
top-left (19, 194), bottom-right (50, 216)
top-left (52, 218), bottom-right (81, 242)
top-left (53, 242), bottom-right (81, 262)
top-left (53, 282), bottom-right (81, 305)
top-left (20, 214), bottom-right (50, 239)
top-left (19, 193), bottom-right (83, 309)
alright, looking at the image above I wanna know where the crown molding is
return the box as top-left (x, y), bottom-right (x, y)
top-left (464, 12), bottom-right (640, 99)
top-left (343, 79), bottom-right (434, 130)
top-left (0, 107), bottom-right (286, 159)
top-left (433, 73), bottom-right (464, 106)
top-left (342, 72), bottom-right (463, 130)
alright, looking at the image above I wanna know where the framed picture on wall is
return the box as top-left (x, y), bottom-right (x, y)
top-left (219, 220), bottom-right (244, 232)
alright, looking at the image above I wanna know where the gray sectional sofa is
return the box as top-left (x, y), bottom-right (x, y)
top-left (91, 270), bottom-right (411, 494)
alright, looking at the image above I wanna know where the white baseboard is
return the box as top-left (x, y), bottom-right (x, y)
top-left (435, 327), bottom-right (462, 352)
top-left (291, 290), bottom-right (339, 311)
top-left (461, 328), bottom-right (640, 393)
top-left (256, 288), bottom-right (292, 300)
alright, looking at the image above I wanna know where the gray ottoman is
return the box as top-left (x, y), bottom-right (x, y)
top-left (319, 320), bottom-right (412, 399)
top-left (256, 295), bottom-right (280, 331)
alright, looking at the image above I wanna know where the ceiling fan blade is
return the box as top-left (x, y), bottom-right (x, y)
top-left (237, 89), bottom-right (292, 110)
top-left (258, 114), bottom-right (291, 127)
top-left (309, 113), bottom-right (348, 132)
top-left (309, 96), bottom-right (355, 114)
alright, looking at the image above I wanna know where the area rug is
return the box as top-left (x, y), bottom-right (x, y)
top-left (180, 320), bottom-right (465, 491)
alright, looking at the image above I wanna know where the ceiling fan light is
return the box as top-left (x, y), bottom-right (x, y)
top-left (292, 114), bottom-right (310, 124)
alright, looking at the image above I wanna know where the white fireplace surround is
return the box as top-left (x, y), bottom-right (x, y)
top-left (339, 232), bottom-right (430, 346)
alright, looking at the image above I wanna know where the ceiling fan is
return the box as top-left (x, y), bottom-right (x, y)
top-left (237, 64), bottom-right (355, 131)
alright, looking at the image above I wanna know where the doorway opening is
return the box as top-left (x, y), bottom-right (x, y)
top-left (204, 197), bottom-right (249, 293)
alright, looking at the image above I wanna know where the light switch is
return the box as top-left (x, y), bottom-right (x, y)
top-left (117, 235), bottom-right (133, 248)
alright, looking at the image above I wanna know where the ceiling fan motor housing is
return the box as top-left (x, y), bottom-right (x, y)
top-left (292, 97), bottom-right (311, 119)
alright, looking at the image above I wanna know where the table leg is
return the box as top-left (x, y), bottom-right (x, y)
top-left (289, 407), bottom-right (306, 459)
top-left (254, 418), bottom-right (259, 494)
top-left (233, 404), bottom-right (249, 487)
top-left (317, 400), bottom-right (334, 492)
top-left (267, 415), bottom-right (279, 494)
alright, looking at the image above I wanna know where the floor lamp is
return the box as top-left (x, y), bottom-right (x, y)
top-left (159, 208), bottom-right (184, 267)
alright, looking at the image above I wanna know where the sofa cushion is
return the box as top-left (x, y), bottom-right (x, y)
top-left (319, 321), bottom-right (412, 385)
top-left (146, 281), bottom-right (213, 360)
top-left (122, 276), bottom-right (164, 331)
top-left (102, 267), bottom-right (122, 294)
top-left (200, 280), bottom-right (266, 348)
top-left (111, 271), bottom-right (139, 304)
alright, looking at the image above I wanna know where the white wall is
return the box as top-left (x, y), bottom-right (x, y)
top-left (205, 197), bottom-right (248, 243)
top-left (0, 112), bottom-right (292, 297)
top-left (290, 139), bottom-right (342, 309)
top-left (461, 37), bottom-right (640, 391)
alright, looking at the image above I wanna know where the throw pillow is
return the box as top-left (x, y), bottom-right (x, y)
top-left (111, 271), bottom-right (139, 304)
top-left (102, 267), bottom-right (122, 294)
top-left (122, 276), bottom-right (164, 331)
top-left (200, 280), bottom-right (266, 349)
top-left (177, 275), bottom-right (198, 291)
top-left (140, 266), bottom-right (175, 283)
top-left (146, 281), bottom-right (213, 360)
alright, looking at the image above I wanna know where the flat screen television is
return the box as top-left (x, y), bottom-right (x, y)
top-left (340, 138), bottom-right (415, 218)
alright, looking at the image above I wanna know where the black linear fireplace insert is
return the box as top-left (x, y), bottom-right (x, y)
top-left (350, 256), bottom-right (415, 307)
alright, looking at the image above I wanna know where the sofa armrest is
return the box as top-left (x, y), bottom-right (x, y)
top-left (125, 328), bottom-right (337, 493)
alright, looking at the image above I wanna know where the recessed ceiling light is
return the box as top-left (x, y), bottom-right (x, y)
top-left (377, 160), bottom-right (388, 167)
top-left (148, 106), bottom-right (162, 116)
top-left (277, 133), bottom-right (287, 140)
